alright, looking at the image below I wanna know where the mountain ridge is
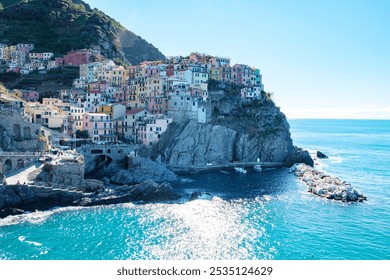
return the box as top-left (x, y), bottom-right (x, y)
top-left (0, 0), bottom-right (166, 65)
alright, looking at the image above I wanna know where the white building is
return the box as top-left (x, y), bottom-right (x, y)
top-left (240, 86), bottom-right (263, 99)
top-left (137, 114), bottom-right (173, 145)
top-left (70, 106), bottom-right (85, 133)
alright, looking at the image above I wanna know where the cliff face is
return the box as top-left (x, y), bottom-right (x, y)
top-left (0, 0), bottom-right (165, 65)
top-left (153, 91), bottom-right (313, 167)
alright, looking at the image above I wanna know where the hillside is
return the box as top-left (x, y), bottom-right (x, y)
top-left (0, 0), bottom-right (165, 65)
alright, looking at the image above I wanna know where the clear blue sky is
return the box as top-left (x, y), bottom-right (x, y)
top-left (85, 0), bottom-right (390, 119)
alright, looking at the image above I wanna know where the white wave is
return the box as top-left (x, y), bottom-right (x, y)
top-left (328, 155), bottom-right (343, 164)
top-left (180, 178), bottom-right (195, 183)
top-left (262, 195), bottom-right (272, 201)
top-left (0, 206), bottom-right (86, 227)
top-left (18, 236), bottom-right (42, 246)
top-left (25, 240), bottom-right (42, 247)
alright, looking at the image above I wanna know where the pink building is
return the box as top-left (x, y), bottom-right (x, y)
top-left (17, 43), bottom-right (34, 54)
top-left (191, 88), bottom-right (208, 100)
top-left (57, 49), bottom-right (92, 66)
top-left (166, 65), bottom-right (174, 76)
top-left (233, 64), bottom-right (252, 86)
top-left (22, 90), bottom-right (39, 102)
top-left (143, 66), bottom-right (161, 78)
top-left (147, 96), bottom-right (168, 115)
top-left (82, 113), bottom-right (115, 142)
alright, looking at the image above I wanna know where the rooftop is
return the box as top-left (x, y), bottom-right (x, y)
top-left (126, 108), bottom-right (146, 115)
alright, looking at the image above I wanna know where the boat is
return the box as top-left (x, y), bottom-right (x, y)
top-left (253, 164), bottom-right (262, 172)
top-left (234, 167), bottom-right (247, 174)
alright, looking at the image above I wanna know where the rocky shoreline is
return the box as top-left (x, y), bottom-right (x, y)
top-left (291, 163), bottom-right (367, 202)
top-left (0, 179), bottom-right (180, 219)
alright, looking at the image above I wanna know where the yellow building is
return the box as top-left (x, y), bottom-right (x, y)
top-left (102, 66), bottom-right (128, 87)
top-left (95, 104), bottom-right (113, 117)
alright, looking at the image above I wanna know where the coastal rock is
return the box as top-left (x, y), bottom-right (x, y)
top-left (78, 180), bottom-right (180, 206)
top-left (153, 120), bottom-right (313, 167)
top-left (110, 157), bottom-right (178, 185)
top-left (153, 121), bottom-right (237, 166)
top-left (153, 91), bottom-right (313, 168)
top-left (190, 192), bottom-right (201, 200)
top-left (285, 147), bottom-right (314, 167)
top-left (293, 163), bottom-right (365, 203)
top-left (0, 163), bottom-right (5, 184)
top-left (0, 208), bottom-right (25, 218)
top-left (0, 184), bottom-right (83, 215)
top-left (316, 151), bottom-right (329, 159)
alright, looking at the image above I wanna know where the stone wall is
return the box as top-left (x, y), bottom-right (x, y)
top-left (36, 160), bottom-right (103, 191)
top-left (0, 108), bottom-right (46, 152)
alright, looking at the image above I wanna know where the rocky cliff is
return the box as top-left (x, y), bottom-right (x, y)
top-left (152, 90), bottom-right (313, 167)
top-left (0, 184), bottom-right (84, 217)
top-left (0, 163), bottom-right (5, 184)
top-left (0, 180), bottom-right (180, 218)
top-left (110, 156), bottom-right (178, 185)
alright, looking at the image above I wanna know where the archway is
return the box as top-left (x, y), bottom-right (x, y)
top-left (23, 127), bottom-right (31, 139)
top-left (17, 159), bottom-right (25, 169)
top-left (4, 159), bottom-right (12, 171)
top-left (13, 124), bottom-right (21, 138)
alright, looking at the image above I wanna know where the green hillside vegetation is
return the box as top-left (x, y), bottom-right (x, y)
top-left (0, 66), bottom-right (80, 90)
top-left (0, 0), bottom-right (165, 65)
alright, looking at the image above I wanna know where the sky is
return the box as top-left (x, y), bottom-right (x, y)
top-left (84, 0), bottom-right (390, 119)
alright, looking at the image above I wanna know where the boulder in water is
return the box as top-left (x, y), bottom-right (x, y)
top-left (316, 151), bottom-right (329, 159)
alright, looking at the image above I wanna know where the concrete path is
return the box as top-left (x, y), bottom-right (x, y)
top-left (6, 162), bottom-right (44, 185)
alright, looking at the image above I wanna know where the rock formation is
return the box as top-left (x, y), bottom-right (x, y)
top-left (110, 156), bottom-right (178, 185)
top-left (0, 162), bottom-right (5, 184)
top-left (78, 180), bottom-right (180, 206)
top-left (0, 184), bottom-right (84, 218)
top-left (291, 163), bottom-right (366, 202)
top-left (153, 91), bottom-right (313, 167)
top-left (0, 179), bottom-right (180, 218)
top-left (316, 151), bottom-right (329, 159)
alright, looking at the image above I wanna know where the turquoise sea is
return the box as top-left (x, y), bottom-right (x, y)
top-left (0, 119), bottom-right (389, 260)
